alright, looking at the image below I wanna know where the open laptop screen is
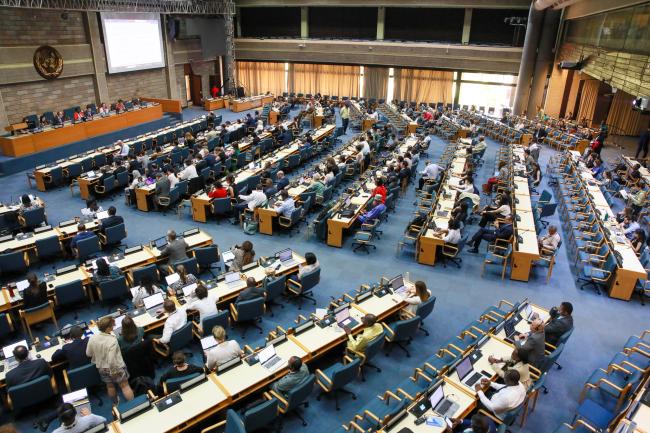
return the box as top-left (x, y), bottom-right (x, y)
top-left (143, 293), bottom-right (164, 310)
top-left (456, 356), bottom-right (472, 381)
top-left (257, 345), bottom-right (275, 364)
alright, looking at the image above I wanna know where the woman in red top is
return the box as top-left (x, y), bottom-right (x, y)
top-left (371, 177), bottom-right (387, 203)
top-left (208, 181), bottom-right (229, 199)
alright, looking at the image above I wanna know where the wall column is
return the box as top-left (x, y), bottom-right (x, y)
top-left (224, 13), bottom-right (236, 95)
top-left (453, 72), bottom-right (462, 107)
top-left (235, 7), bottom-right (242, 37)
top-left (85, 12), bottom-right (110, 104)
top-left (300, 7), bottom-right (308, 38)
top-left (513, 4), bottom-right (544, 116)
top-left (377, 7), bottom-right (385, 40)
top-left (0, 90), bottom-right (8, 132)
top-left (162, 16), bottom-right (179, 100)
top-left (462, 8), bottom-right (472, 45)
top-left (526, 8), bottom-right (561, 116)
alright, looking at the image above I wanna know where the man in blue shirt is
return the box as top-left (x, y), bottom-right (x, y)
top-left (274, 190), bottom-right (296, 218)
top-left (70, 223), bottom-right (94, 250)
top-left (358, 195), bottom-right (386, 224)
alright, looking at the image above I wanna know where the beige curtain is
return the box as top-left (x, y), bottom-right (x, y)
top-left (364, 67), bottom-right (389, 100)
top-left (606, 90), bottom-right (642, 136)
top-left (576, 79), bottom-right (599, 126)
top-left (289, 63), bottom-right (360, 97)
top-left (393, 68), bottom-right (453, 104)
top-left (236, 61), bottom-right (285, 96)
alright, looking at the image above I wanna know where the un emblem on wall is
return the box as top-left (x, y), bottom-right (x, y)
top-left (33, 45), bottom-right (64, 79)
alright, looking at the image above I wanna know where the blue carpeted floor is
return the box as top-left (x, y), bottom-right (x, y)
top-left (1, 104), bottom-right (647, 433)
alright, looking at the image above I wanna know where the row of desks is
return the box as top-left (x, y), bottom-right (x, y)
top-left (418, 142), bottom-right (468, 265)
top-left (0, 229), bottom-right (213, 314)
top-left (230, 95), bottom-right (274, 113)
top-left (190, 124), bottom-right (336, 223)
top-left (33, 115), bottom-right (208, 194)
top-left (567, 152), bottom-right (646, 300)
top-left (509, 145), bottom-right (541, 282)
top-left (108, 278), bottom-right (408, 433)
top-left (325, 136), bottom-right (422, 247)
top-left (382, 302), bottom-right (550, 433)
top-left (0, 105), bottom-right (163, 157)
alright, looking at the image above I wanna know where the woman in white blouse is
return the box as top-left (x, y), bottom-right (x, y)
top-left (185, 282), bottom-right (218, 329)
top-left (401, 280), bottom-right (432, 317)
top-left (132, 275), bottom-right (163, 307)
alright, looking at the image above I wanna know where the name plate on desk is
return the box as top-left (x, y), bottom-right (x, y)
top-left (124, 245), bottom-right (143, 255)
top-left (155, 391), bottom-right (182, 412)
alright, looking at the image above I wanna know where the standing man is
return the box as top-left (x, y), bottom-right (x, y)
top-left (636, 125), bottom-right (650, 160)
top-left (340, 102), bottom-right (350, 133)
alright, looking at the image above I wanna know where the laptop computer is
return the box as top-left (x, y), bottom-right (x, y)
top-left (335, 307), bottom-right (358, 329)
top-left (455, 355), bottom-right (490, 388)
top-left (503, 318), bottom-right (521, 342)
top-left (62, 388), bottom-right (91, 414)
top-left (96, 210), bottom-right (110, 220)
top-left (113, 314), bottom-right (125, 334)
top-left (224, 272), bottom-right (245, 290)
top-left (2, 339), bottom-right (28, 371)
top-left (201, 335), bottom-right (218, 357)
top-left (277, 248), bottom-right (298, 268)
top-left (429, 384), bottom-right (459, 418)
top-left (391, 275), bottom-right (409, 296)
top-left (179, 283), bottom-right (197, 298)
top-left (142, 292), bottom-right (165, 317)
top-left (257, 344), bottom-right (284, 371)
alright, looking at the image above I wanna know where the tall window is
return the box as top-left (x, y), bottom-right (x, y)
top-left (457, 72), bottom-right (516, 112)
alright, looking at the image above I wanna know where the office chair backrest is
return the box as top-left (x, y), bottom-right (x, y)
top-left (76, 235), bottom-right (101, 260)
top-left (102, 175), bottom-right (115, 191)
top-left (54, 279), bottom-right (86, 306)
top-left (299, 267), bottom-right (320, 292)
top-left (286, 374), bottom-right (315, 410)
top-left (390, 317), bottom-right (421, 342)
top-left (98, 276), bottom-right (129, 301)
top-left (168, 322), bottom-right (193, 352)
top-left (541, 343), bottom-right (565, 373)
top-left (194, 245), bottom-right (220, 268)
top-left (201, 310), bottom-right (229, 335)
top-left (415, 296), bottom-right (436, 321)
top-left (264, 275), bottom-right (286, 302)
top-left (131, 264), bottom-right (159, 285)
top-left (22, 207), bottom-right (46, 228)
top-left (364, 332), bottom-right (385, 361)
top-left (174, 257), bottom-right (199, 276)
top-left (7, 375), bottom-right (55, 412)
top-left (558, 326), bottom-right (573, 345)
top-left (105, 224), bottom-right (127, 245)
top-left (236, 297), bottom-right (265, 321)
top-left (225, 409), bottom-right (246, 433)
top-left (243, 397), bottom-right (279, 432)
top-left (35, 235), bottom-right (61, 259)
top-left (116, 170), bottom-right (129, 187)
top-left (66, 363), bottom-right (102, 391)
top-left (331, 357), bottom-right (361, 390)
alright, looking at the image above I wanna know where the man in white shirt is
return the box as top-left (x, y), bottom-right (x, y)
top-left (274, 190), bottom-right (296, 218)
top-left (233, 183), bottom-right (267, 224)
top-left (178, 160), bottom-right (198, 180)
top-left (154, 300), bottom-right (187, 345)
top-left (538, 225), bottom-right (561, 253)
top-left (418, 160), bottom-right (441, 190)
top-left (118, 140), bottom-right (130, 157)
top-left (475, 370), bottom-right (526, 416)
top-left (360, 138), bottom-right (371, 156)
top-left (166, 168), bottom-right (179, 189)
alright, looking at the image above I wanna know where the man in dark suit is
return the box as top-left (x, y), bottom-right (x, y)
top-left (154, 172), bottom-right (170, 210)
top-left (159, 230), bottom-right (189, 266)
top-left (468, 215), bottom-right (514, 253)
top-left (514, 318), bottom-right (546, 369)
top-left (99, 206), bottom-right (124, 233)
top-left (235, 277), bottom-right (265, 303)
top-left (544, 302), bottom-right (574, 346)
top-left (275, 171), bottom-right (289, 191)
top-left (6, 345), bottom-right (52, 388)
top-left (51, 326), bottom-right (91, 369)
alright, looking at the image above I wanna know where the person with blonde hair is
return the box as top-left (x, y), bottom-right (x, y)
top-left (206, 326), bottom-right (243, 370)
